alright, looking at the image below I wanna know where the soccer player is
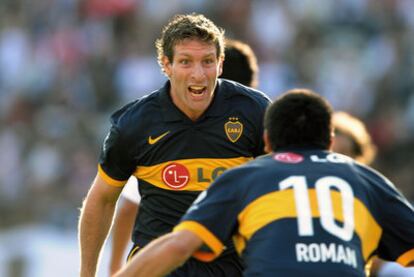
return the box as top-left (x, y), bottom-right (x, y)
top-left (115, 89), bottom-right (414, 277)
top-left (108, 37), bottom-right (262, 275)
top-left (78, 13), bottom-right (271, 277)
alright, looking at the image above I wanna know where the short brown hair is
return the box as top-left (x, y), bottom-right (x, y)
top-left (155, 13), bottom-right (225, 71)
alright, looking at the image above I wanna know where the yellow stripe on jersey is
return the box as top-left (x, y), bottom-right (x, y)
top-left (353, 195), bottom-right (382, 261)
top-left (235, 190), bottom-right (295, 254)
top-left (232, 233), bottom-right (246, 257)
top-left (174, 221), bottom-right (224, 262)
top-left (97, 164), bottom-right (127, 187)
top-left (396, 248), bottom-right (414, 266)
top-left (127, 245), bottom-right (140, 261)
top-left (236, 189), bottom-right (382, 260)
top-left (133, 157), bottom-right (252, 191)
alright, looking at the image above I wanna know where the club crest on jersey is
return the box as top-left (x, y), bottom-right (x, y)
top-left (225, 117), bottom-right (243, 143)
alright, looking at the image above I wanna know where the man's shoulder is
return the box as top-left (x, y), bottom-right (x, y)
top-left (218, 79), bottom-right (271, 107)
top-left (353, 161), bottom-right (399, 194)
top-left (110, 89), bottom-right (162, 128)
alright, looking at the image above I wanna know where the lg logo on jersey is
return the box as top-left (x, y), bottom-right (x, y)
top-left (275, 152), bottom-right (352, 164)
top-left (161, 163), bottom-right (228, 190)
top-left (162, 163), bottom-right (190, 189)
top-left (274, 152), bottom-right (304, 163)
top-left (311, 153), bottom-right (352, 163)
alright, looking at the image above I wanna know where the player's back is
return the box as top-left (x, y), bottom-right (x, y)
top-left (235, 149), bottom-right (414, 277)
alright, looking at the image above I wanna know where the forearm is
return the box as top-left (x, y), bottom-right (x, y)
top-left (110, 200), bottom-right (138, 275)
top-left (114, 231), bottom-right (202, 277)
top-left (79, 196), bottom-right (116, 276)
top-left (79, 199), bottom-right (116, 276)
top-left (79, 177), bottom-right (121, 277)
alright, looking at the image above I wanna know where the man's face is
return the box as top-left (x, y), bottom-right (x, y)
top-left (162, 38), bottom-right (223, 121)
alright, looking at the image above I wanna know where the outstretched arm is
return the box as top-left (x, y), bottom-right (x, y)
top-left (114, 230), bottom-right (202, 277)
top-left (79, 174), bottom-right (123, 277)
top-left (109, 197), bottom-right (139, 275)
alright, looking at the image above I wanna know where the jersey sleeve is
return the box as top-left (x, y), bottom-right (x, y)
top-left (173, 169), bottom-right (246, 262)
top-left (98, 110), bottom-right (138, 187)
top-left (375, 179), bottom-right (414, 266)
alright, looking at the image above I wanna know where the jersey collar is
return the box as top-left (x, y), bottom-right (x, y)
top-left (158, 80), bottom-right (228, 122)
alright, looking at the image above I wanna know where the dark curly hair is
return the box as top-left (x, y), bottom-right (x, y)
top-left (264, 89), bottom-right (333, 151)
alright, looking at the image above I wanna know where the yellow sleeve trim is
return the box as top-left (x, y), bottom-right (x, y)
top-left (396, 248), bottom-right (414, 266)
top-left (97, 164), bottom-right (127, 187)
top-left (174, 221), bottom-right (224, 262)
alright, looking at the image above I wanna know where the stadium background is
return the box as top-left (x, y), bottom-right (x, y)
top-left (0, 0), bottom-right (413, 276)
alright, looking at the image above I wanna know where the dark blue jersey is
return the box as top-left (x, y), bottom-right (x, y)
top-left (175, 149), bottom-right (414, 277)
top-left (98, 79), bottom-right (271, 246)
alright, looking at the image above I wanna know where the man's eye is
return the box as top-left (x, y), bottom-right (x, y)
top-left (204, 59), bottom-right (214, 64)
top-left (180, 59), bottom-right (189, 65)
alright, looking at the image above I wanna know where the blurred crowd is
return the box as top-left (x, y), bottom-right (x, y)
top-left (1, 0), bottom-right (414, 230)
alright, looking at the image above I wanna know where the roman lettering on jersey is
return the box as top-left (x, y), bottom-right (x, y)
top-left (295, 242), bottom-right (357, 269)
top-left (224, 117), bottom-right (243, 143)
top-left (162, 162), bottom-right (190, 189)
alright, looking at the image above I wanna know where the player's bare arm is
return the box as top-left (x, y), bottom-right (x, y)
top-left (79, 174), bottom-right (123, 277)
top-left (114, 230), bottom-right (202, 277)
top-left (109, 197), bottom-right (139, 275)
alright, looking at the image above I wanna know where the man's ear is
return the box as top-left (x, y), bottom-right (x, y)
top-left (218, 56), bottom-right (224, 76)
top-left (263, 130), bottom-right (272, 154)
top-left (162, 56), bottom-right (172, 77)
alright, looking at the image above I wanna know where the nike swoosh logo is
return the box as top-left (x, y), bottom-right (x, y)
top-left (148, 131), bottom-right (170, 145)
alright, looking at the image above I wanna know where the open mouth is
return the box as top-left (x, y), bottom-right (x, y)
top-left (189, 85), bottom-right (207, 96)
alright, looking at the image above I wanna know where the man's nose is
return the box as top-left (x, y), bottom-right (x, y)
top-left (191, 63), bottom-right (205, 80)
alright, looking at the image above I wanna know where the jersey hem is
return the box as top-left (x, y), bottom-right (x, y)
top-left (396, 248), bottom-right (414, 266)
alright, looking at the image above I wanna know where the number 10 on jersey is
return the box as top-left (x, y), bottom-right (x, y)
top-left (280, 176), bottom-right (355, 241)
